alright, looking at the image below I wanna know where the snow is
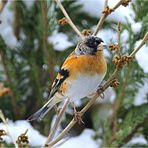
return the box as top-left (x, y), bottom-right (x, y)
top-left (128, 134), bottom-right (148, 145)
top-left (57, 129), bottom-right (99, 148)
top-left (0, 120), bottom-right (99, 148)
top-left (48, 32), bottom-right (73, 51)
top-left (0, 1), bottom-right (18, 48)
top-left (97, 29), bottom-right (117, 43)
top-left (135, 40), bottom-right (148, 73)
top-left (22, 0), bottom-right (35, 9)
top-left (131, 22), bottom-right (142, 33)
top-left (78, 0), bottom-right (134, 23)
top-left (0, 120), bottom-right (47, 146)
top-left (134, 80), bottom-right (148, 106)
top-left (121, 29), bottom-right (130, 43)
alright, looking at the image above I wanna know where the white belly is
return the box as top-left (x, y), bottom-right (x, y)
top-left (65, 74), bottom-right (104, 101)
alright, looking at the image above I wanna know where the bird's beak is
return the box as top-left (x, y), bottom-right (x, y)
top-left (97, 42), bottom-right (107, 51)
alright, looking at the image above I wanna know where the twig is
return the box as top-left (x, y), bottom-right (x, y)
top-left (48, 32), bottom-right (148, 146)
top-left (45, 98), bottom-right (70, 145)
top-left (93, 0), bottom-right (131, 35)
top-left (0, 0), bottom-right (7, 13)
top-left (117, 22), bottom-right (121, 56)
top-left (55, 0), bottom-right (83, 39)
top-left (129, 32), bottom-right (148, 57)
top-left (93, 0), bottom-right (108, 35)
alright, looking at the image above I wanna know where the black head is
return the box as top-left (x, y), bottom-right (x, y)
top-left (75, 36), bottom-right (104, 55)
top-left (85, 36), bottom-right (104, 52)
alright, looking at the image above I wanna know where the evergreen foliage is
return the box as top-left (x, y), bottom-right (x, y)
top-left (0, 0), bottom-right (147, 147)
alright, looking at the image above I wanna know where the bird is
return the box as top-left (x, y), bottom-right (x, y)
top-left (28, 36), bottom-right (107, 121)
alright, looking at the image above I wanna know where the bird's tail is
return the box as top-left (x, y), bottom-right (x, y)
top-left (28, 97), bottom-right (60, 121)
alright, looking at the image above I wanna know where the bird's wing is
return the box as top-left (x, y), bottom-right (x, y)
top-left (49, 68), bottom-right (69, 98)
top-left (49, 51), bottom-right (78, 99)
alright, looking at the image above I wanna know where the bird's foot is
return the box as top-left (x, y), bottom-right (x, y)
top-left (97, 86), bottom-right (105, 99)
top-left (72, 103), bottom-right (84, 124)
top-left (74, 111), bottom-right (84, 125)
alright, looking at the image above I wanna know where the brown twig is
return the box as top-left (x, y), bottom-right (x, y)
top-left (93, 0), bottom-right (131, 35)
top-left (47, 32), bottom-right (148, 146)
top-left (93, 0), bottom-right (109, 35)
top-left (129, 32), bottom-right (148, 57)
top-left (0, 0), bottom-right (7, 13)
top-left (55, 0), bottom-right (83, 39)
top-left (45, 98), bottom-right (70, 145)
top-left (117, 22), bottom-right (121, 56)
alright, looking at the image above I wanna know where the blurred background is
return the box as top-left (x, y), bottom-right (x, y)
top-left (0, 0), bottom-right (148, 147)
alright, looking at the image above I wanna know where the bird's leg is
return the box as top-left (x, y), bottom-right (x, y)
top-left (72, 102), bottom-right (84, 124)
top-left (54, 105), bottom-right (59, 115)
top-left (97, 85), bottom-right (105, 99)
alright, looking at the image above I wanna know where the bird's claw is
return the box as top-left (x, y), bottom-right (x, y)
top-left (74, 111), bottom-right (84, 124)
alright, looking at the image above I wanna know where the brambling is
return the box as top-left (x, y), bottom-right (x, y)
top-left (28, 36), bottom-right (107, 121)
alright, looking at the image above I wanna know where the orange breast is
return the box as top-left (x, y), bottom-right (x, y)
top-left (62, 51), bottom-right (107, 80)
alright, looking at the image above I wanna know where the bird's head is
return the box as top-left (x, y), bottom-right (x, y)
top-left (75, 36), bottom-right (106, 55)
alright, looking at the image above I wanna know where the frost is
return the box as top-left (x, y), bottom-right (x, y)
top-left (48, 32), bottom-right (73, 51)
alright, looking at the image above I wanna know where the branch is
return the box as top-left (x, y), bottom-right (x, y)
top-left (117, 22), bottom-right (121, 56)
top-left (48, 32), bottom-right (148, 146)
top-left (0, 0), bottom-right (7, 13)
top-left (93, 0), bottom-right (131, 35)
top-left (129, 32), bottom-right (148, 57)
top-left (93, 0), bottom-right (108, 35)
top-left (55, 0), bottom-right (83, 39)
top-left (45, 98), bottom-right (70, 145)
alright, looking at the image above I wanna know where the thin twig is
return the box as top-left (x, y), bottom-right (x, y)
top-left (129, 32), bottom-right (148, 57)
top-left (93, 0), bottom-right (108, 35)
top-left (45, 98), bottom-right (70, 145)
top-left (0, 0), bottom-right (7, 13)
top-left (48, 32), bottom-right (148, 146)
top-left (104, 0), bottom-right (109, 7)
top-left (93, 0), bottom-right (131, 35)
top-left (55, 0), bottom-right (83, 39)
top-left (117, 22), bottom-right (122, 56)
